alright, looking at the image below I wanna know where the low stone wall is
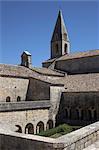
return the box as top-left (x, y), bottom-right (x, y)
top-left (57, 121), bottom-right (99, 149)
top-left (0, 101), bottom-right (50, 112)
top-left (0, 121), bottom-right (99, 150)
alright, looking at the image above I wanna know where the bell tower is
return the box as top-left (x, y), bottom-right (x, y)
top-left (51, 10), bottom-right (70, 59)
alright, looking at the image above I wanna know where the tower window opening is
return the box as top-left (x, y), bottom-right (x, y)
top-left (64, 43), bottom-right (67, 54)
top-left (64, 33), bottom-right (67, 40)
top-left (55, 44), bottom-right (58, 54)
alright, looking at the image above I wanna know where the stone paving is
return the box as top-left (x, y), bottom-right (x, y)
top-left (83, 140), bottom-right (99, 150)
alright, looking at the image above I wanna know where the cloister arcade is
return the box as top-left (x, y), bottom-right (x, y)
top-left (16, 119), bottom-right (54, 135)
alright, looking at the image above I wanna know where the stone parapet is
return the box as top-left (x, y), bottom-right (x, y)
top-left (57, 121), bottom-right (99, 149)
top-left (0, 101), bottom-right (51, 112)
top-left (0, 121), bottom-right (99, 149)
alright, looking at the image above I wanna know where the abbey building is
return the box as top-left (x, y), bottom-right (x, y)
top-left (0, 10), bottom-right (99, 134)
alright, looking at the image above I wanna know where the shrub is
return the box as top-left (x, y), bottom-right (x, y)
top-left (37, 124), bottom-right (73, 137)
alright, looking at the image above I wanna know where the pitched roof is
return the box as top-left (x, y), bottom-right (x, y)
top-left (31, 67), bottom-right (64, 76)
top-left (51, 10), bottom-right (69, 42)
top-left (56, 49), bottom-right (99, 61)
top-left (22, 51), bottom-right (31, 56)
top-left (0, 64), bottom-right (64, 82)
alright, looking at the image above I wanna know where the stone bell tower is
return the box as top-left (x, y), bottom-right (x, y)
top-left (51, 10), bottom-right (70, 59)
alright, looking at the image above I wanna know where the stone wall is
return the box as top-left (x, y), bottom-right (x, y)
top-left (0, 76), bottom-right (56, 102)
top-left (42, 61), bottom-right (54, 68)
top-left (0, 108), bottom-right (50, 134)
top-left (49, 85), bottom-right (65, 126)
top-left (56, 92), bottom-right (99, 126)
top-left (26, 78), bottom-right (51, 100)
top-left (0, 121), bottom-right (99, 150)
top-left (0, 101), bottom-right (50, 111)
top-left (55, 55), bottom-right (99, 74)
top-left (0, 76), bottom-right (29, 102)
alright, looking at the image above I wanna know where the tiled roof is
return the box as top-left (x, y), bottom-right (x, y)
top-left (56, 49), bottom-right (99, 61)
top-left (31, 67), bottom-right (64, 76)
top-left (0, 64), bottom-right (64, 84)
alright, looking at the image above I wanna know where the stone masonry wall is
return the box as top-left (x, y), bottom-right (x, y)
top-left (49, 85), bottom-right (65, 126)
top-left (26, 78), bottom-right (51, 100)
top-left (0, 121), bottom-right (99, 150)
top-left (55, 55), bottom-right (99, 74)
top-left (0, 108), bottom-right (49, 134)
top-left (56, 92), bottom-right (99, 126)
top-left (0, 77), bottom-right (29, 102)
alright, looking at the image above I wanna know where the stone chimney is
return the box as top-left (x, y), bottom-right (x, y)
top-left (21, 51), bottom-right (32, 68)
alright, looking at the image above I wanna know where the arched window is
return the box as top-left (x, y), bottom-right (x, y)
top-left (36, 121), bottom-right (44, 134)
top-left (17, 96), bottom-right (21, 102)
top-left (46, 120), bottom-right (53, 130)
top-left (15, 125), bottom-right (22, 133)
top-left (25, 123), bottom-right (34, 134)
top-left (64, 43), bottom-right (67, 54)
top-left (55, 43), bottom-right (58, 54)
top-left (6, 96), bottom-right (11, 102)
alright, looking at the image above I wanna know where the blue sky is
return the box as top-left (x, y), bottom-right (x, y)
top-left (0, 0), bottom-right (99, 67)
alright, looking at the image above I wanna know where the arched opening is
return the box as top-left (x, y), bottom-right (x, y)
top-left (69, 109), bottom-right (72, 119)
top-left (25, 123), bottom-right (34, 134)
top-left (88, 110), bottom-right (92, 120)
top-left (64, 33), bottom-right (67, 40)
top-left (93, 110), bottom-right (97, 120)
top-left (36, 121), bottom-right (44, 134)
top-left (15, 125), bottom-right (22, 133)
top-left (65, 109), bottom-right (68, 119)
top-left (46, 120), bottom-right (53, 130)
top-left (81, 110), bottom-right (84, 120)
top-left (76, 109), bottom-right (79, 120)
top-left (64, 43), bottom-right (67, 54)
top-left (17, 96), bottom-right (21, 102)
top-left (6, 96), bottom-right (11, 102)
top-left (55, 43), bottom-right (58, 54)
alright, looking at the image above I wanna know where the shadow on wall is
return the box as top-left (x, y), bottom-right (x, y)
top-left (55, 92), bottom-right (99, 126)
top-left (26, 78), bottom-right (51, 101)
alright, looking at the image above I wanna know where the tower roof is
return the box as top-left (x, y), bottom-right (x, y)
top-left (51, 10), bottom-right (69, 42)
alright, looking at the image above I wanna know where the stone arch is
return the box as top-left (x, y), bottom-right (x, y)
top-left (25, 123), bottom-right (34, 134)
top-left (76, 109), bottom-right (80, 120)
top-left (17, 96), bottom-right (21, 102)
top-left (36, 121), bottom-right (44, 134)
top-left (88, 109), bottom-right (92, 120)
top-left (65, 108), bottom-right (69, 118)
top-left (81, 109), bottom-right (84, 120)
top-left (93, 110), bottom-right (97, 120)
top-left (15, 125), bottom-right (22, 133)
top-left (6, 96), bottom-right (11, 102)
top-left (46, 120), bottom-right (53, 130)
top-left (69, 108), bottom-right (72, 119)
